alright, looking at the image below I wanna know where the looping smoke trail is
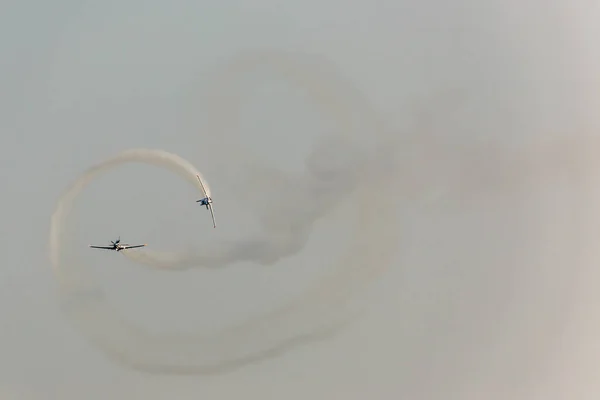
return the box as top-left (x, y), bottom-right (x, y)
top-left (49, 148), bottom-right (210, 275)
top-left (48, 50), bottom-right (401, 374)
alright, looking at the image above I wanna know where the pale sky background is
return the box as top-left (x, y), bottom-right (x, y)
top-left (2, 0), bottom-right (600, 399)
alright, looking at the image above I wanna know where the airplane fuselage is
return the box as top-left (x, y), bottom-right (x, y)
top-left (89, 238), bottom-right (146, 251)
top-left (198, 197), bottom-right (212, 208)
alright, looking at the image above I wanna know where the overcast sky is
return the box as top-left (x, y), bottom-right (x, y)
top-left (1, 0), bottom-right (600, 399)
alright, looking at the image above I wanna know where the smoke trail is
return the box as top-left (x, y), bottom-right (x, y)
top-left (193, 51), bottom-right (589, 206)
top-left (122, 153), bottom-right (363, 270)
top-left (49, 148), bottom-right (211, 276)
top-left (50, 147), bottom-right (397, 373)
top-left (119, 50), bottom-right (406, 271)
top-left (48, 51), bottom-right (402, 374)
top-left (52, 49), bottom-right (573, 376)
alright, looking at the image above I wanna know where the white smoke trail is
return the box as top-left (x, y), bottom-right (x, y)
top-left (48, 51), bottom-right (402, 374)
top-left (49, 147), bottom-right (397, 373)
top-left (50, 48), bottom-right (575, 377)
top-left (49, 148), bottom-right (210, 274)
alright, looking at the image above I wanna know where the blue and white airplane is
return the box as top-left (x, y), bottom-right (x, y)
top-left (195, 174), bottom-right (216, 228)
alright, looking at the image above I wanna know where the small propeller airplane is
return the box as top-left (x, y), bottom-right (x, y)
top-left (195, 174), bottom-right (216, 228)
top-left (89, 236), bottom-right (147, 252)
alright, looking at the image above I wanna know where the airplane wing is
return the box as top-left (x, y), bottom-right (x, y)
top-left (196, 174), bottom-right (209, 197)
top-left (89, 245), bottom-right (115, 250)
top-left (208, 204), bottom-right (216, 228)
top-left (121, 244), bottom-right (147, 249)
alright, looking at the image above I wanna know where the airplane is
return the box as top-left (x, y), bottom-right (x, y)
top-left (195, 174), bottom-right (216, 228)
top-left (89, 236), bottom-right (147, 252)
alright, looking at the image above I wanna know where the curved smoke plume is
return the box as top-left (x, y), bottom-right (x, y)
top-left (48, 51), bottom-right (402, 374)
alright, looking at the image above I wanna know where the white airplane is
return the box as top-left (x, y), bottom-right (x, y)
top-left (195, 174), bottom-right (216, 228)
top-left (89, 236), bottom-right (146, 252)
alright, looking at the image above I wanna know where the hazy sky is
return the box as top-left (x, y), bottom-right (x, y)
top-left (2, 0), bottom-right (600, 398)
